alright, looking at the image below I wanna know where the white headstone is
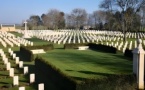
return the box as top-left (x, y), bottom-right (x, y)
top-left (9, 68), bottom-right (14, 77)
top-left (15, 57), bottom-right (19, 64)
top-left (19, 87), bottom-right (25, 90)
top-left (10, 51), bottom-right (13, 56)
top-left (19, 61), bottom-right (23, 68)
top-left (30, 74), bottom-right (35, 83)
top-left (38, 83), bottom-right (44, 90)
top-left (24, 66), bottom-right (28, 75)
top-left (8, 48), bottom-right (11, 53)
top-left (6, 62), bottom-right (11, 70)
top-left (4, 58), bottom-right (8, 64)
top-left (13, 53), bottom-right (16, 59)
top-left (13, 76), bottom-right (19, 86)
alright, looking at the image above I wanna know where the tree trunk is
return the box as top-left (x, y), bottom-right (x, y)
top-left (123, 31), bottom-right (126, 42)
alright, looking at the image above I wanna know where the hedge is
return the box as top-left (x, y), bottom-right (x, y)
top-left (23, 44), bottom-right (54, 51)
top-left (20, 46), bottom-right (34, 61)
top-left (124, 48), bottom-right (133, 59)
top-left (35, 57), bottom-right (76, 90)
top-left (64, 43), bottom-right (117, 54)
top-left (35, 57), bottom-right (136, 90)
top-left (64, 43), bottom-right (88, 49)
top-left (88, 43), bottom-right (117, 54)
top-left (20, 44), bottom-right (54, 61)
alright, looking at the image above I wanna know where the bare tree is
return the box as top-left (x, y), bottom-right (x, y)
top-left (27, 15), bottom-right (41, 29)
top-left (116, 0), bottom-right (145, 41)
top-left (100, 0), bottom-right (145, 41)
top-left (41, 13), bottom-right (49, 29)
top-left (100, 0), bottom-right (114, 30)
top-left (65, 14), bottom-right (75, 29)
top-left (87, 14), bottom-right (94, 28)
top-left (92, 10), bottom-right (106, 29)
top-left (70, 8), bottom-right (88, 29)
top-left (41, 9), bottom-right (65, 30)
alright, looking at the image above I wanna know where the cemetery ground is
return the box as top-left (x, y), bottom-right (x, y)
top-left (0, 32), bottom-right (139, 90)
top-left (40, 49), bottom-right (132, 81)
top-left (9, 31), bottom-right (23, 37)
top-left (0, 49), bottom-right (37, 90)
top-left (30, 38), bottom-right (136, 89)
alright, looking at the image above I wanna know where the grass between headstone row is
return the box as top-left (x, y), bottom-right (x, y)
top-left (0, 49), bottom-right (37, 90)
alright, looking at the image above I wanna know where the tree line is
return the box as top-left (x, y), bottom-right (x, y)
top-left (25, 0), bottom-right (145, 33)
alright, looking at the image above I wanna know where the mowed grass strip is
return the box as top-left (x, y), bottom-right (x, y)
top-left (9, 31), bottom-right (23, 37)
top-left (40, 49), bottom-right (132, 82)
top-left (26, 38), bottom-right (49, 45)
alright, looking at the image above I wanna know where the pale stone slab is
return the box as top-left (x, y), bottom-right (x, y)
top-left (78, 46), bottom-right (89, 50)
top-left (15, 57), bottom-right (19, 64)
top-left (8, 48), bottom-right (11, 53)
top-left (10, 51), bottom-right (13, 56)
top-left (19, 61), bottom-right (23, 68)
top-left (31, 49), bottom-right (45, 54)
top-left (6, 62), bottom-right (11, 70)
top-left (9, 68), bottom-right (14, 77)
top-left (19, 87), bottom-right (25, 90)
top-left (4, 58), bottom-right (8, 64)
top-left (13, 76), bottom-right (19, 86)
top-left (38, 83), bottom-right (44, 90)
top-left (30, 74), bottom-right (35, 83)
top-left (24, 66), bottom-right (28, 75)
top-left (13, 53), bottom-right (16, 59)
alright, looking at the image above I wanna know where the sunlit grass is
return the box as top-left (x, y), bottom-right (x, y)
top-left (40, 49), bottom-right (132, 82)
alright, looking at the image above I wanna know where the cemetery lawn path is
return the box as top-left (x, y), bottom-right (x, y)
top-left (40, 49), bottom-right (132, 82)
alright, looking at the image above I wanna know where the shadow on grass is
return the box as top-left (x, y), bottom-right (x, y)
top-left (65, 69), bottom-right (74, 72)
top-left (24, 64), bottom-right (35, 74)
top-left (71, 76), bottom-right (87, 81)
top-left (78, 71), bottom-right (114, 77)
top-left (55, 48), bottom-right (64, 50)
top-left (14, 51), bottom-right (31, 62)
top-left (0, 74), bottom-right (8, 76)
top-left (0, 82), bottom-right (9, 84)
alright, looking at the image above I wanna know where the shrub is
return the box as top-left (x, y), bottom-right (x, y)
top-left (35, 57), bottom-right (76, 90)
top-left (88, 43), bottom-right (117, 54)
top-left (20, 46), bottom-right (34, 61)
top-left (64, 43), bottom-right (88, 49)
top-left (24, 44), bottom-right (54, 51)
top-left (124, 48), bottom-right (133, 59)
top-left (35, 57), bottom-right (136, 90)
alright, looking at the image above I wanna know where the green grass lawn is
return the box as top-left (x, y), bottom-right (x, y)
top-left (26, 37), bottom-right (64, 49)
top-left (26, 38), bottom-right (50, 45)
top-left (9, 31), bottom-right (23, 37)
top-left (40, 49), bottom-right (132, 82)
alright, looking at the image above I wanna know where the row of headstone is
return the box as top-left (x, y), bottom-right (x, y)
top-left (3, 37), bottom-right (14, 47)
top-left (0, 38), bottom-right (7, 47)
top-left (7, 48), bottom-right (44, 90)
top-left (16, 30), bottom-right (145, 52)
top-left (0, 31), bottom-right (34, 47)
top-left (15, 29), bottom-right (145, 40)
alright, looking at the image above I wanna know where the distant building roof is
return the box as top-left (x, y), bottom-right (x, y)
top-left (2, 25), bottom-right (14, 27)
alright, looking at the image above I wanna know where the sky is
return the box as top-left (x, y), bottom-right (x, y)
top-left (0, 0), bottom-right (102, 24)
